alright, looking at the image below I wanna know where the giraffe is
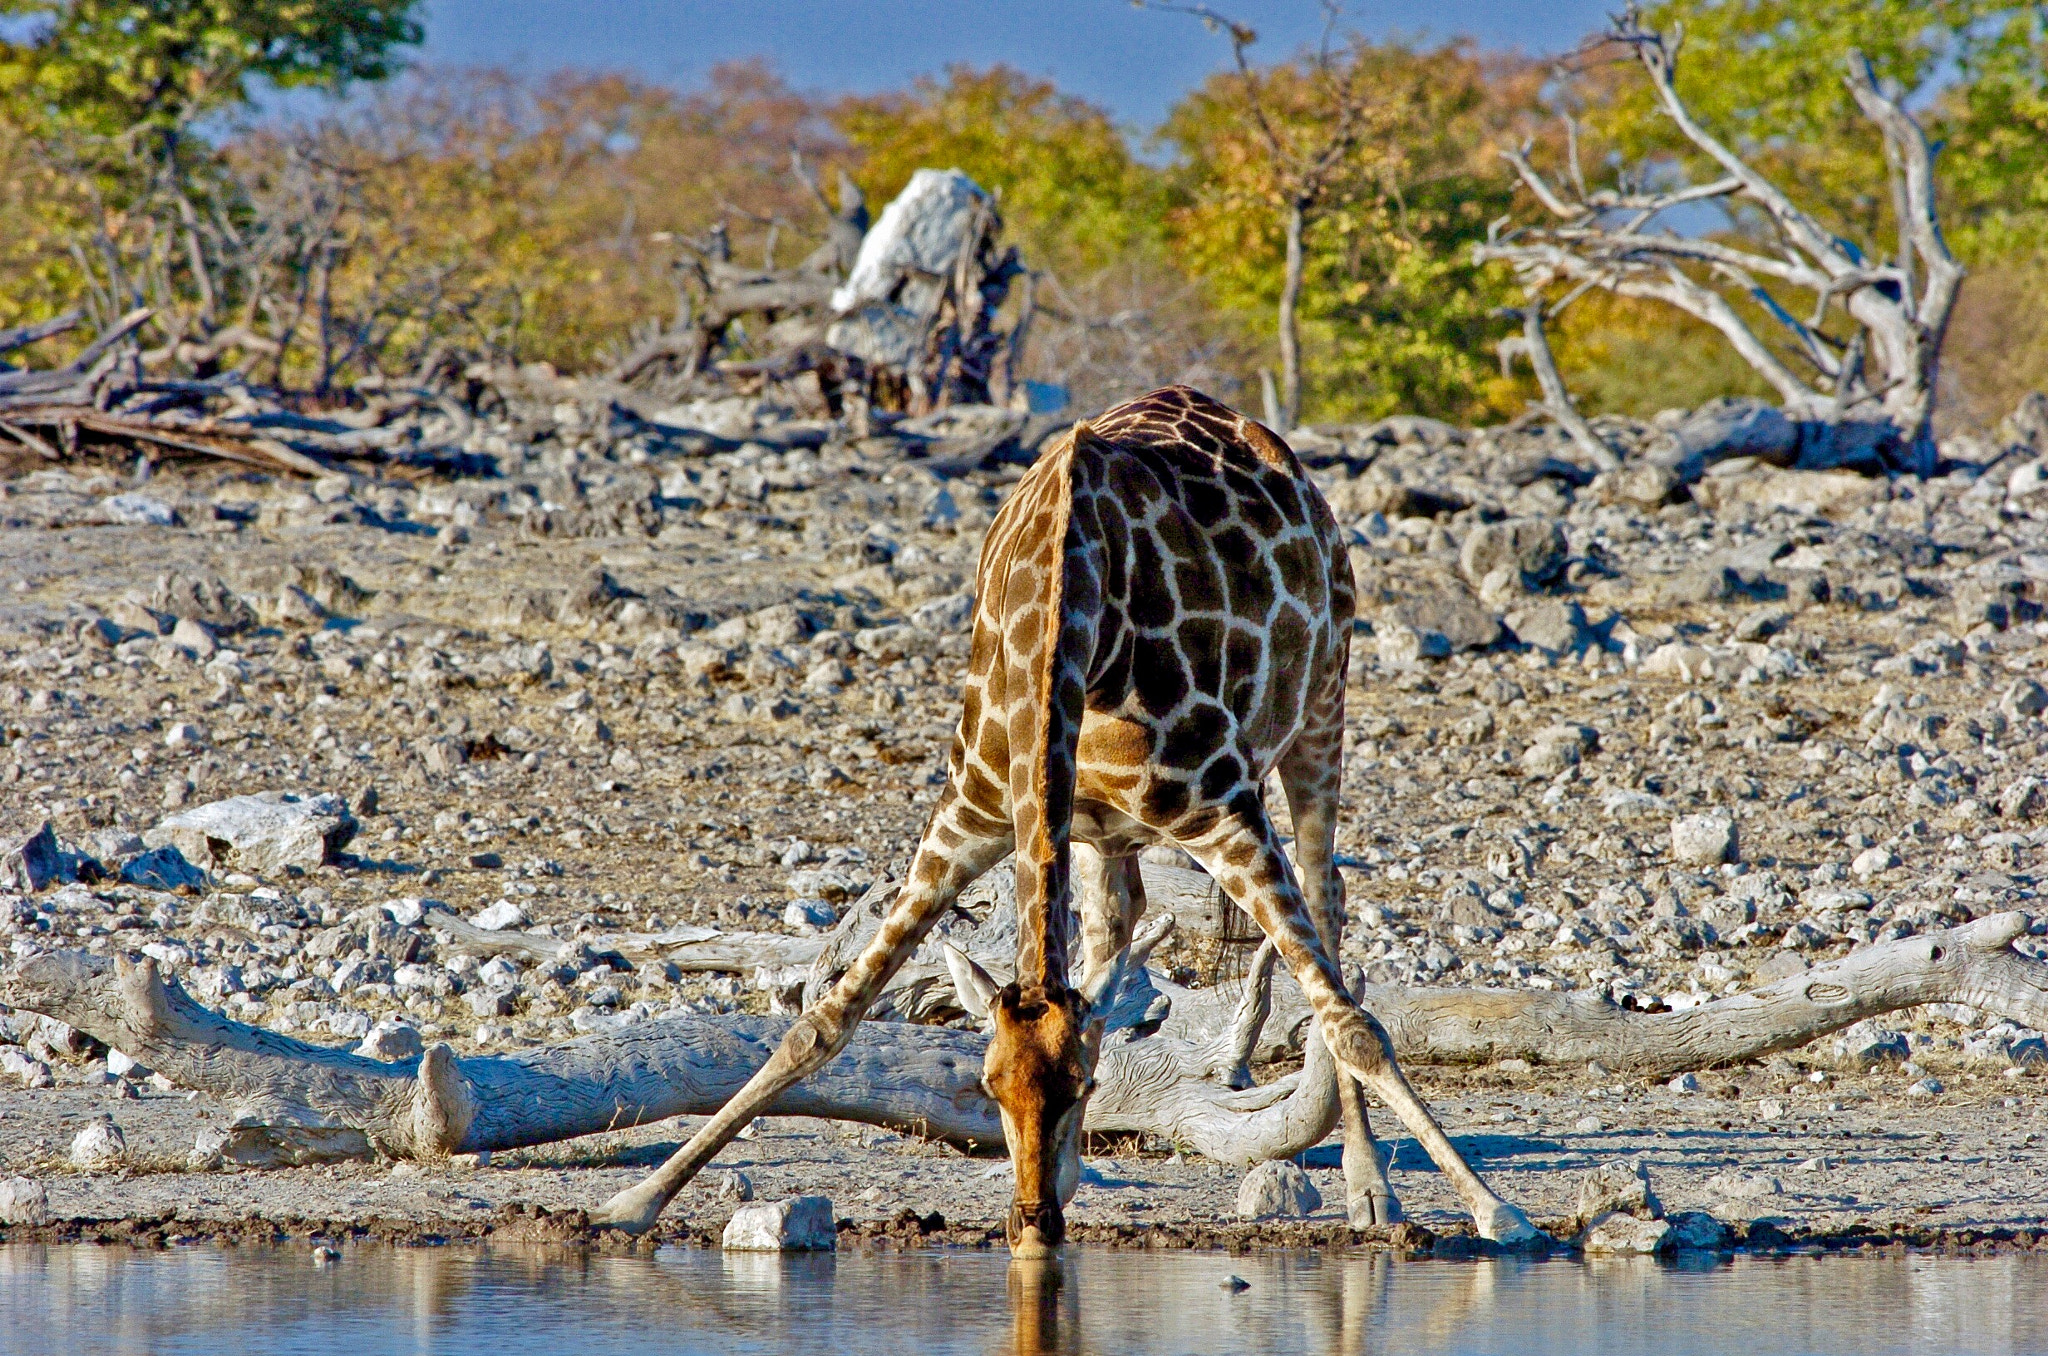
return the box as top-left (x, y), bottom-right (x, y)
top-left (591, 385), bottom-right (1538, 1252)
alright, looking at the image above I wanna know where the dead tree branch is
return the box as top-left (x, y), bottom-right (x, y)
top-left (1474, 13), bottom-right (1963, 474)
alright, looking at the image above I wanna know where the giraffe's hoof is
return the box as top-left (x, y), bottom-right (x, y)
top-left (1473, 1200), bottom-right (1543, 1246)
top-left (1347, 1189), bottom-right (1403, 1229)
top-left (587, 1187), bottom-right (666, 1236)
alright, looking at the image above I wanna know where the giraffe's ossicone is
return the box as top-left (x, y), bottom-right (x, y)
top-left (590, 387), bottom-right (1538, 1252)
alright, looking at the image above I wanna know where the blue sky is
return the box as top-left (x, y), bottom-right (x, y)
top-left (409, 0), bottom-right (1616, 130)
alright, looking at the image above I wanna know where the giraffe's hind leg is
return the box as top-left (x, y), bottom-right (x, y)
top-left (590, 784), bottom-right (1013, 1232)
top-left (1277, 735), bottom-right (1400, 1228)
top-left (1175, 796), bottom-right (1537, 1244)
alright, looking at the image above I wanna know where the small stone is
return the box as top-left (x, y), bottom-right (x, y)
top-left (105, 1049), bottom-right (150, 1081)
top-left (1703, 1170), bottom-right (1781, 1199)
top-left (311, 1244), bottom-right (341, 1266)
top-left (146, 791), bottom-right (355, 875)
top-left (354, 1020), bottom-right (425, 1064)
top-left (1574, 1159), bottom-right (1662, 1226)
top-left (1850, 846), bottom-right (1899, 879)
top-left (164, 720), bottom-right (209, 749)
top-left (100, 493), bottom-right (178, 526)
top-left (1221, 1275), bottom-right (1251, 1292)
top-left (466, 988), bottom-right (516, 1018)
top-left (169, 616), bottom-right (218, 660)
top-left (1582, 1213), bottom-right (1673, 1255)
top-left (1574, 1115), bottom-right (1605, 1134)
top-left (0, 1176), bottom-right (50, 1226)
top-left (0, 1047), bottom-right (52, 1090)
top-left (1667, 1072), bottom-right (1701, 1094)
top-left (1670, 812), bottom-right (1738, 866)
top-left (1666, 1211), bottom-right (1730, 1251)
top-left (1236, 1159), bottom-right (1322, 1220)
top-left (0, 821), bottom-right (63, 893)
top-left (119, 843), bottom-right (207, 892)
top-left (1906, 1077), bottom-right (1944, 1097)
top-left (69, 1119), bottom-right (127, 1170)
top-left (722, 1195), bottom-right (837, 1251)
top-left (715, 1170), bottom-right (754, 1203)
top-left (1755, 1098), bottom-right (1786, 1121)
top-left (782, 899), bottom-right (837, 930)
top-left (1999, 678), bottom-right (2048, 722)
top-left (471, 900), bottom-right (528, 931)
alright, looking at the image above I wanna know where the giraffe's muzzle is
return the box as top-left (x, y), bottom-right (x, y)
top-left (1007, 1199), bottom-right (1066, 1258)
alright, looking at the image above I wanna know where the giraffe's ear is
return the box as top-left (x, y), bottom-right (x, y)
top-left (943, 941), bottom-right (1001, 1025)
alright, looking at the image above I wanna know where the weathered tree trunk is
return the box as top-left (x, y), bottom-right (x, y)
top-left (1277, 200), bottom-right (1305, 431)
top-left (1499, 301), bottom-right (1621, 472)
top-left (4, 913), bottom-right (2040, 1174)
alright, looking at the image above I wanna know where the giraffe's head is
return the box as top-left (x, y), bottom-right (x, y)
top-left (947, 947), bottom-right (1127, 1259)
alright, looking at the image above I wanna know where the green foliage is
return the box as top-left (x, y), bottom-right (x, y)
top-left (1160, 41), bottom-right (1531, 422)
top-left (0, 0), bottom-right (423, 134)
top-left (1551, 290), bottom-right (1776, 417)
top-left (1932, 11), bottom-right (2048, 262)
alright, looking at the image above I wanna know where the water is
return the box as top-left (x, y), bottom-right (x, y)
top-left (2, 1244), bottom-right (2043, 1356)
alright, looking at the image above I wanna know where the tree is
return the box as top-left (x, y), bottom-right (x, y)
top-left (1477, 11), bottom-right (1965, 473)
top-left (1159, 21), bottom-right (1528, 425)
top-left (0, 0), bottom-right (422, 137)
top-left (1147, 3), bottom-right (1400, 428)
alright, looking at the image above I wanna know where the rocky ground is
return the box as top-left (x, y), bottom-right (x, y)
top-left (2, 378), bottom-right (2047, 1249)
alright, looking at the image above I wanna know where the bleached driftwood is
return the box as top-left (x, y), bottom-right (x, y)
top-left (0, 944), bottom-right (1336, 1167)
top-left (3, 913), bottom-right (2041, 1172)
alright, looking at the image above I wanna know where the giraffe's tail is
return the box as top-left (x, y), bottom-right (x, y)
top-left (1005, 423), bottom-right (1105, 990)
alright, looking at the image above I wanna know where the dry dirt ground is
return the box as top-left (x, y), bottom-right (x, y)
top-left (2, 392), bottom-right (2047, 1251)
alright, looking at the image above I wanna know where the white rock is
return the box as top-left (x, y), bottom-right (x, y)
top-left (0, 1046), bottom-right (53, 1089)
top-left (1670, 812), bottom-right (1739, 866)
top-left (471, 900), bottom-right (528, 932)
top-left (1704, 1169), bottom-right (1781, 1199)
top-left (163, 721), bottom-right (209, 749)
top-left (146, 791), bottom-right (355, 875)
top-left (0, 1176), bottom-right (50, 1225)
top-left (105, 1049), bottom-right (150, 1081)
top-left (69, 1119), bottom-right (127, 1170)
top-left (722, 1195), bottom-right (837, 1251)
top-left (782, 899), bottom-right (837, 930)
top-left (354, 1020), bottom-right (425, 1063)
top-left (1667, 1072), bottom-right (1700, 1094)
top-left (100, 493), bottom-right (178, 526)
top-left (1575, 1159), bottom-right (1661, 1224)
top-left (1235, 1159), bottom-right (1322, 1220)
top-left (1850, 846), bottom-right (1899, 879)
top-left (1583, 1213), bottom-right (1673, 1255)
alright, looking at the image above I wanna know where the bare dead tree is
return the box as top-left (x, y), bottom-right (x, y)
top-left (1143, 1), bottom-right (1384, 429)
top-left (1474, 10), bottom-right (1963, 475)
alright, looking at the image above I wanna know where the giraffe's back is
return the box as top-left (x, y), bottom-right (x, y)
top-left (955, 386), bottom-right (1353, 840)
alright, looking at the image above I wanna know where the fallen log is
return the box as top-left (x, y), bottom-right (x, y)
top-left (0, 945), bottom-right (1335, 1167)
top-left (2, 913), bottom-right (2040, 1171)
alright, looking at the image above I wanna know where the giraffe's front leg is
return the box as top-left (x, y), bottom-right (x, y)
top-left (1179, 806), bottom-right (1540, 1246)
top-left (589, 793), bottom-right (1012, 1233)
